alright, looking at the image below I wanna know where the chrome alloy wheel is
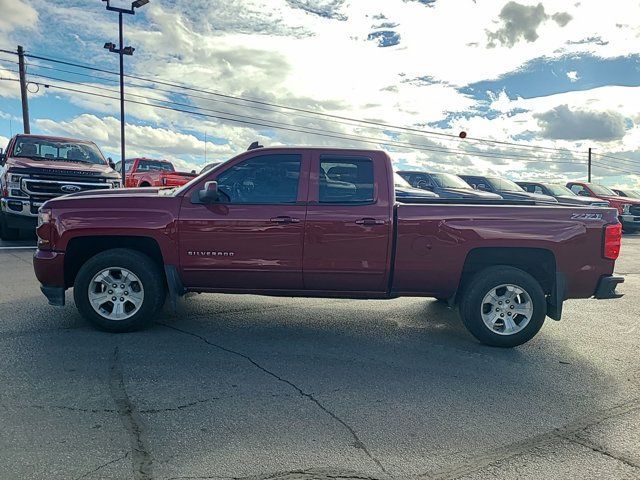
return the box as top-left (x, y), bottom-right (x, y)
top-left (88, 267), bottom-right (144, 321)
top-left (480, 284), bottom-right (533, 336)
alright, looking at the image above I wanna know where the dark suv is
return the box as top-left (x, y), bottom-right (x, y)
top-left (517, 181), bottom-right (609, 206)
top-left (397, 171), bottom-right (502, 199)
top-left (459, 175), bottom-right (558, 204)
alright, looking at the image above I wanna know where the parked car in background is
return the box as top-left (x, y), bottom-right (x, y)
top-left (0, 134), bottom-right (120, 240)
top-left (116, 158), bottom-right (198, 188)
top-left (567, 181), bottom-right (640, 232)
top-left (517, 181), bottom-right (609, 207)
top-left (398, 171), bottom-right (502, 199)
top-left (200, 162), bottom-right (223, 174)
top-left (612, 188), bottom-right (640, 199)
top-left (33, 146), bottom-right (623, 347)
top-left (460, 175), bottom-right (558, 204)
top-left (393, 172), bottom-right (439, 200)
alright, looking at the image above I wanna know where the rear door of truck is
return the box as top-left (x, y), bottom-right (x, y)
top-left (303, 151), bottom-right (394, 293)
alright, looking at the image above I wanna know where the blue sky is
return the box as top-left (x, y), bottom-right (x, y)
top-left (0, 0), bottom-right (639, 187)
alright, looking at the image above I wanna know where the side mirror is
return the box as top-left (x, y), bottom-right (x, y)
top-left (108, 157), bottom-right (116, 169)
top-left (198, 181), bottom-right (220, 203)
top-left (477, 183), bottom-right (489, 191)
top-left (0, 148), bottom-right (5, 166)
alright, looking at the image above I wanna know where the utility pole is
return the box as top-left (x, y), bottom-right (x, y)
top-left (17, 45), bottom-right (30, 134)
top-left (588, 147), bottom-right (592, 182)
top-left (103, 0), bottom-right (149, 186)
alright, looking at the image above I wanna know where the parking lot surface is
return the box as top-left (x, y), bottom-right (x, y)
top-left (0, 235), bottom-right (638, 480)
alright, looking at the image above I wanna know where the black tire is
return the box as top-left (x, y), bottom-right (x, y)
top-left (459, 266), bottom-right (546, 347)
top-left (74, 248), bottom-right (166, 332)
top-left (0, 213), bottom-right (21, 240)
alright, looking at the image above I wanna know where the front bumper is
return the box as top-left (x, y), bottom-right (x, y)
top-left (1, 197), bottom-right (41, 217)
top-left (594, 275), bottom-right (624, 299)
top-left (33, 250), bottom-right (66, 306)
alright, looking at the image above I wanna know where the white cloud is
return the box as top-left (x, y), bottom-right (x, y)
top-left (566, 70), bottom-right (579, 82)
top-left (0, 0), bottom-right (38, 33)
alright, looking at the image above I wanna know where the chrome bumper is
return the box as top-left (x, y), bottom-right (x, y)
top-left (0, 197), bottom-right (42, 217)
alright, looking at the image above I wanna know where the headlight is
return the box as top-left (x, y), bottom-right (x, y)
top-left (7, 173), bottom-right (29, 198)
top-left (622, 204), bottom-right (631, 215)
top-left (37, 208), bottom-right (52, 228)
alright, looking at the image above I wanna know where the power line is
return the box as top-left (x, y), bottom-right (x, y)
top-left (592, 152), bottom-right (640, 168)
top-left (592, 161), bottom-right (640, 176)
top-left (2, 76), bottom-right (592, 167)
top-left (0, 48), bottom-right (590, 156)
top-left (18, 69), bottom-right (588, 164)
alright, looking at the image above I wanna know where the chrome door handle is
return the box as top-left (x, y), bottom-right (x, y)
top-left (355, 218), bottom-right (385, 226)
top-left (270, 216), bottom-right (301, 224)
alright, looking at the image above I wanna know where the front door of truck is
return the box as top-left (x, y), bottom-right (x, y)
top-left (178, 152), bottom-right (309, 290)
top-left (303, 153), bottom-right (393, 293)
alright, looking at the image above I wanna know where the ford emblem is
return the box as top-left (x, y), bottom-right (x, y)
top-left (61, 185), bottom-right (82, 193)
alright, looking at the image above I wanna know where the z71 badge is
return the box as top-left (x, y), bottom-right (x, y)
top-left (571, 213), bottom-right (603, 220)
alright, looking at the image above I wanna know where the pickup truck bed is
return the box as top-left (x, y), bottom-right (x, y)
top-left (33, 147), bottom-right (624, 347)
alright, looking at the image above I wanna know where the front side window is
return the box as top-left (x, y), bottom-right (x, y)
top-left (216, 154), bottom-right (301, 204)
top-left (570, 184), bottom-right (587, 195)
top-left (320, 157), bottom-right (374, 204)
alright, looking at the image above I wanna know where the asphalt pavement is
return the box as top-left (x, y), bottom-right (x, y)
top-left (0, 235), bottom-right (638, 480)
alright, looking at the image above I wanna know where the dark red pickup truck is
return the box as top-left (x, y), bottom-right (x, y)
top-left (33, 147), bottom-right (624, 347)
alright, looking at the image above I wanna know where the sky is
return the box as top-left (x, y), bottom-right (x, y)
top-left (0, 0), bottom-right (639, 188)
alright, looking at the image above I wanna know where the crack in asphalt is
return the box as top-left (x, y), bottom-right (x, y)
top-left (0, 403), bottom-right (116, 414)
top-left (139, 397), bottom-right (222, 414)
top-left (109, 346), bottom-right (154, 480)
top-left (160, 323), bottom-right (392, 479)
top-left (560, 434), bottom-right (640, 470)
top-left (74, 451), bottom-right (130, 480)
top-left (420, 395), bottom-right (640, 479)
top-left (166, 467), bottom-right (384, 480)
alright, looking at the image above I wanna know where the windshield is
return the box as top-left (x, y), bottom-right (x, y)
top-left (487, 177), bottom-right (524, 192)
top-left (11, 136), bottom-right (107, 165)
top-left (431, 173), bottom-right (472, 189)
top-left (624, 190), bottom-right (640, 199)
top-left (545, 184), bottom-right (576, 196)
top-left (589, 184), bottom-right (617, 196)
top-left (394, 172), bottom-right (412, 188)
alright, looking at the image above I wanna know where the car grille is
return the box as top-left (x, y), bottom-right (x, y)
top-left (629, 205), bottom-right (640, 216)
top-left (22, 177), bottom-right (111, 198)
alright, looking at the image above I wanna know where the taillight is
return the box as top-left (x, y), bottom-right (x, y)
top-left (604, 223), bottom-right (622, 260)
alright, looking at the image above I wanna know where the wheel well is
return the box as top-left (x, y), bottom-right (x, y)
top-left (64, 236), bottom-right (164, 288)
top-left (139, 182), bottom-right (151, 187)
top-left (459, 247), bottom-right (556, 296)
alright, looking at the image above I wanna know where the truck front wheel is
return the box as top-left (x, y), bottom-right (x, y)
top-left (74, 249), bottom-right (166, 332)
top-left (459, 266), bottom-right (546, 347)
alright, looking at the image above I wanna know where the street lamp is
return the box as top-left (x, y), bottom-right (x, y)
top-left (102, 0), bottom-right (149, 186)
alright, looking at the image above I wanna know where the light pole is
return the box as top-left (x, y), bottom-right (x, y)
top-left (102, 0), bottom-right (149, 186)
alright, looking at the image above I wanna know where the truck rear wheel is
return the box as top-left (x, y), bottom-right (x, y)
top-left (74, 248), bottom-right (165, 332)
top-left (459, 266), bottom-right (546, 347)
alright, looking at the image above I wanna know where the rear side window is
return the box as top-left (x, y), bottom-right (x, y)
top-left (320, 157), bottom-right (374, 204)
top-left (138, 160), bottom-right (173, 172)
top-left (216, 154), bottom-right (301, 204)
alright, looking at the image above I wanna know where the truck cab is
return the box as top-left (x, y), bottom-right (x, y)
top-left (0, 134), bottom-right (120, 240)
